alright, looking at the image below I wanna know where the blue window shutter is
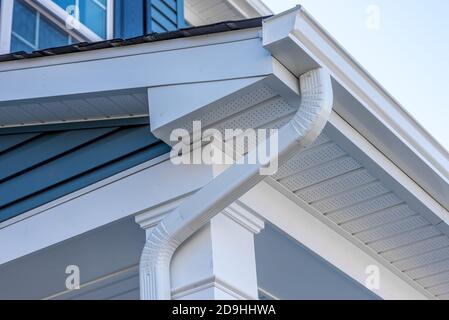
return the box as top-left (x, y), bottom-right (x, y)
top-left (115, 0), bottom-right (185, 38)
top-left (147, 0), bottom-right (185, 33)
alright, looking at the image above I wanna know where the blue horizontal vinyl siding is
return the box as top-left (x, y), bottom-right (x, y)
top-left (0, 124), bottom-right (170, 223)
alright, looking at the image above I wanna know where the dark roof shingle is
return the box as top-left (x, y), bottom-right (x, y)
top-left (0, 17), bottom-right (267, 63)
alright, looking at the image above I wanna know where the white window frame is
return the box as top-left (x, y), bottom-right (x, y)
top-left (1, 0), bottom-right (116, 53)
top-left (106, 0), bottom-right (113, 39)
top-left (29, 0), bottom-right (113, 40)
top-left (0, 0), bottom-right (114, 54)
top-left (0, 0), bottom-right (14, 54)
top-left (10, 5), bottom-right (75, 52)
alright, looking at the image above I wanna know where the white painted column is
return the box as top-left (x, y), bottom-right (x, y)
top-left (135, 200), bottom-right (264, 300)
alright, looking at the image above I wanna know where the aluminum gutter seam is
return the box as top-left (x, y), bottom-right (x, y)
top-left (139, 67), bottom-right (334, 299)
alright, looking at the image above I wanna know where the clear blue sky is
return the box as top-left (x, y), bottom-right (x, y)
top-left (263, 0), bottom-right (449, 152)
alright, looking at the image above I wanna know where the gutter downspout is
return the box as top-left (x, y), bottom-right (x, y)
top-left (140, 67), bottom-right (333, 300)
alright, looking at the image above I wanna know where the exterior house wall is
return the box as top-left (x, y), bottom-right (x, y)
top-left (256, 224), bottom-right (380, 300)
top-left (0, 216), bottom-right (380, 300)
top-left (0, 0), bottom-right (186, 53)
top-left (0, 217), bottom-right (145, 300)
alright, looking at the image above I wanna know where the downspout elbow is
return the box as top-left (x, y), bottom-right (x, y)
top-left (289, 68), bottom-right (334, 147)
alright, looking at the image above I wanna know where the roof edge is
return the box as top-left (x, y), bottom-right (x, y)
top-left (0, 17), bottom-right (267, 63)
top-left (0, 116), bottom-right (149, 135)
top-left (262, 6), bottom-right (449, 211)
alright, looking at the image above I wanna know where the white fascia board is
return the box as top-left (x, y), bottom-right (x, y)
top-left (0, 28), bottom-right (260, 72)
top-left (0, 28), bottom-right (266, 104)
top-left (262, 6), bottom-right (449, 211)
top-left (240, 180), bottom-right (433, 300)
top-left (0, 157), bottom-right (215, 265)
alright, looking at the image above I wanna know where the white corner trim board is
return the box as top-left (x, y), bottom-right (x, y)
top-left (139, 67), bottom-right (334, 300)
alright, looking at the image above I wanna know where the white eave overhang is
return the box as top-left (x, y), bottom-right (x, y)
top-left (0, 27), bottom-right (267, 124)
top-left (262, 6), bottom-right (449, 213)
top-left (185, 0), bottom-right (273, 26)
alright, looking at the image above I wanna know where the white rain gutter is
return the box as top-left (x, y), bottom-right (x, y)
top-left (140, 67), bottom-right (333, 299)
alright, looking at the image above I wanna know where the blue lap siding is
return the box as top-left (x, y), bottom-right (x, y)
top-left (149, 0), bottom-right (184, 33)
top-left (0, 123), bottom-right (170, 223)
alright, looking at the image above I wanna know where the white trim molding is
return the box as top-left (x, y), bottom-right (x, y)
top-left (135, 193), bottom-right (194, 236)
top-left (171, 275), bottom-right (253, 300)
top-left (0, 31), bottom-right (264, 102)
top-left (136, 199), bottom-right (265, 237)
top-left (135, 197), bottom-right (265, 300)
top-left (106, 0), bottom-right (114, 39)
top-left (222, 201), bottom-right (265, 235)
